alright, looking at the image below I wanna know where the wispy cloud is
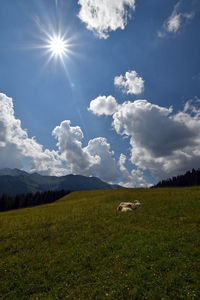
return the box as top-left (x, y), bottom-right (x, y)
top-left (158, 1), bottom-right (194, 38)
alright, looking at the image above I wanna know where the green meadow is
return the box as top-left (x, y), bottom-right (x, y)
top-left (0, 187), bottom-right (200, 299)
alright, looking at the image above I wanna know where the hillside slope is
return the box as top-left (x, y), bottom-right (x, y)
top-left (0, 168), bottom-right (122, 196)
top-left (0, 188), bottom-right (200, 299)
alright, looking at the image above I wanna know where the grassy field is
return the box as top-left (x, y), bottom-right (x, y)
top-left (0, 187), bottom-right (200, 299)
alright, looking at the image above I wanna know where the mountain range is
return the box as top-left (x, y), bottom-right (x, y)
top-left (0, 168), bottom-right (123, 196)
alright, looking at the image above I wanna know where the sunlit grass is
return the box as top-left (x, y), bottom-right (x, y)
top-left (0, 187), bottom-right (200, 299)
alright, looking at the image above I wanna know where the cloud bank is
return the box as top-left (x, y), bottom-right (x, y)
top-left (3, 87), bottom-right (199, 187)
top-left (78, 0), bottom-right (136, 39)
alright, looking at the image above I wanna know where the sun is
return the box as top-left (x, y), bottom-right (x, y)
top-left (32, 19), bottom-right (76, 66)
top-left (47, 35), bottom-right (68, 58)
top-left (33, 21), bottom-right (76, 68)
top-left (37, 30), bottom-right (76, 70)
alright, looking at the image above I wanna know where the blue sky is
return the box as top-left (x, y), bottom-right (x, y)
top-left (0, 0), bottom-right (200, 187)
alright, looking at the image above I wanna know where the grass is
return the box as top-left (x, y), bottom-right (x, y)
top-left (0, 187), bottom-right (200, 299)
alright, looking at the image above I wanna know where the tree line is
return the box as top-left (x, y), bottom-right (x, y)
top-left (154, 168), bottom-right (200, 188)
top-left (0, 189), bottom-right (70, 212)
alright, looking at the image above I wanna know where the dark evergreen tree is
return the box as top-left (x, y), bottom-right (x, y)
top-left (0, 189), bottom-right (71, 212)
top-left (154, 168), bottom-right (200, 188)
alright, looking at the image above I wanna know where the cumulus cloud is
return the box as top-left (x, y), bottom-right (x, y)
top-left (0, 93), bottom-right (120, 182)
top-left (113, 100), bottom-right (196, 157)
top-left (158, 1), bottom-right (194, 37)
top-left (114, 70), bottom-right (144, 95)
top-left (0, 93), bottom-right (66, 175)
top-left (52, 120), bottom-right (99, 174)
top-left (53, 121), bottom-right (119, 182)
top-left (78, 0), bottom-right (136, 39)
top-left (88, 95), bottom-right (118, 116)
top-left (89, 91), bottom-right (200, 181)
top-left (112, 99), bottom-right (200, 179)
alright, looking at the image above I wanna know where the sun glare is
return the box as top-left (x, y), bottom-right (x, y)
top-left (48, 35), bottom-right (68, 58)
top-left (49, 36), bottom-right (66, 56)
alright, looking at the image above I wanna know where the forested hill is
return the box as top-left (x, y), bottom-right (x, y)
top-left (155, 168), bottom-right (200, 188)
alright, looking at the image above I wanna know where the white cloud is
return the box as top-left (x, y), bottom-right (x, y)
top-left (52, 120), bottom-right (100, 174)
top-left (6, 89), bottom-right (200, 186)
top-left (89, 91), bottom-right (200, 181)
top-left (112, 99), bottom-right (200, 179)
top-left (88, 95), bottom-right (118, 116)
top-left (167, 13), bottom-right (181, 33)
top-left (78, 0), bottom-right (136, 39)
top-left (114, 70), bottom-right (144, 95)
top-left (158, 1), bottom-right (194, 37)
top-left (53, 120), bottom-right (119, 182)
top-left (0, 93), bottom-right (66, 176)
top-left (112, 100), bottom-right (196, 157)
top-left (0, 93), bottom-right (120, 182)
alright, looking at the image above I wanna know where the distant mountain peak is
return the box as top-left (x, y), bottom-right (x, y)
top-left (0, 168), bottom-right (28, 176)
top-left (0, 168), bottom-right (124, 196)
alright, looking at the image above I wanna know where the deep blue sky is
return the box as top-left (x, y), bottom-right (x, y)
top-left (0, 0), bottom-right (200, 186)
